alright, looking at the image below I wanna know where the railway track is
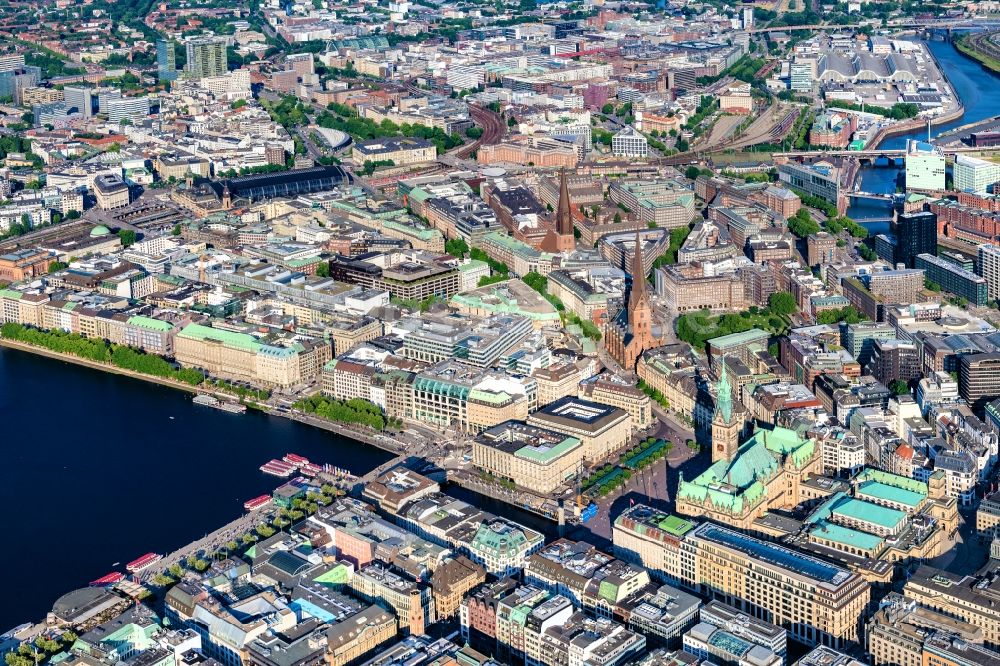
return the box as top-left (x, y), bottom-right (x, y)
top-left (959, 29), bottom-right (1000, 64)
top-left (450, 104), bottom-right (505, 160)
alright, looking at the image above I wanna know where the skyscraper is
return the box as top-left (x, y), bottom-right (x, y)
top-left (157, 39), bottom-right (178, 81)
top-left (891, 211), bottom-right (936, 268)
top-left (63, 86), bottom-right (94, 118)
top-left (185, 37), bottom-right (228, 80)
top-left (979, 244), bottom-right (1000, 302)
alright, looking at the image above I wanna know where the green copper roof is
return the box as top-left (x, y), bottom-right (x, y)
top-left (678, 426), bottom-right (815, 515)
top-left (177, 323), bottom-right (261, 352)
top-left (832, 496), bottom-right (906, 530)
top-left (811, 520), bottom-right (885, 552)
top-left (657, 515), bottom-right (693, 536)
top-left (716, 358), bottom-right (733, 424)
top-left (514, 435), bottom-right (581, 464)
top-left (127, 315), bottom-right (174, 332)
top-left (0, 289), bottom-right (23, 300)
top-left (707, 328), bottom-right (769, 349)
top-left (855, 468), bottom-right (927, 507)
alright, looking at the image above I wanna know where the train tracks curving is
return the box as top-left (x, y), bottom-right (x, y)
top-left (451, 104), bottom-right (505, 160)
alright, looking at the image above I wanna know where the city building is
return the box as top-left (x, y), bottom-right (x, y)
top-left (778, 161), bottom-right (844, 213)
top-left (682, 622), bottom-right (782, 666)
top-left (472, 420), bottom-right (583, 495)
top-left (905, 141), bottom-right (946, 191)
top-left (915, 253), bottom-right (988, 305)
top-left (893, 211), bottom-right (937, 269)
top-left (186, 37), bottom-right (229, 79)
top-left (93, 174), bottom-right (131, 210)
top-left (612, 126), bottom-right (648, 158)
top-left (526, 396), bottom-right (632, 463)
top-left (157, 39), bottom-right (178, 81)
top-left (978, 243), bottom-right (1000, 302)
top-left (959, 353), bottom-right (1000, 413)
top-left (348, 563), bottom-right (435, 636)
top-left (953, 154), bottom-right (1000, 194)
top-left (353, 138), bottom-right (437, 167)
top-left (613, 510), bottom-right (871, 648)
top-left (807, 232), bottom-right (838, 267)
top-left (904, 565), bottom-right (1000, 649)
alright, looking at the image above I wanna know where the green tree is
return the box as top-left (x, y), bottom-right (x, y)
top-left (118, 229), bottom-right (137, 247)
top-left (768, 291), bottom-right (797, 317)
top-left (172, 224), bottom-right (182, 236)
top-left (48, 261), bottom-right (68, 273)
top-left (889, 379), bottom-right (910, 395)
top-left (601, 103), bottom-right (614, 115)
top-left (445, 237), bottom-right (469, 258)
top-left (685, 166), bottom-right (702, 181)
top-left (315, 262), bottom-right (330, 278)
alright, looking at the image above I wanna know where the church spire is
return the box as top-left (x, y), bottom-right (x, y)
top-left (716, 357), bottom-right (733, 425)
top-left (628, 229), bottom-right (649, 311)
top-left (556, 168), bottom-right (573, 236)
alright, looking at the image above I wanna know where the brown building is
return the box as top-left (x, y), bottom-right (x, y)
top-left (807, 232), bottom-right (838, 266)
top-left (477, 136), bottom-right (579, 168)
top-left (605, 230), bottom-right (658, 371)
top-left (431, 556), bottom-right (486, 620)
top-left (325, 606), bottom-right (397, 666)
top-left (0, 248), bottom-right (51, 282)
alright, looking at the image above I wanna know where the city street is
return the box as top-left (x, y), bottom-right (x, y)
top-left (569, 432), bottom-right (708, 546)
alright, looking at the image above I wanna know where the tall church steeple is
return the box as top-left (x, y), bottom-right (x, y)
top-left (556, 168), bottom-right (573, 236)
top-left (628, 229), bottom-right (650, 313)
top-left (539, 169), bottom-right (576, 253)
top-left (712, 356), bottom-right (742, 463)
top-left (716, 358), bottom-right (733, 424)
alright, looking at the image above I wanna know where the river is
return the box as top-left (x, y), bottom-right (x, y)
top-left (848, 36), bottom-right (1000, 233)
top-left (0, 346), bottom-right (394, 631)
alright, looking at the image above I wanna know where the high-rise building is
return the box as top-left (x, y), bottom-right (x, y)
top-left (741, 5), bottom-right (755, 29)
top-left (844, 321), bottom-right (896, 367)
top-left (107, 96), bottom-right (151, 124)
top-left (185, 37), bottom-right (228, 79)
top-left (0, 54), bottom-right (26, 72)
top-left (978, 243), bottom-right (1000, 302)
top-left (953, 154), bottom-right (1000, 194)
top-left (959, 352), bottom-right (1000, 414)
top-left (905, 140), bottom-right (945, 191)
top-left (892, 211), bottom-right (937, 268)
top-left (62, 86), bottom-right (93, 117)
top-left (157, 39), bottom-right (178, 81)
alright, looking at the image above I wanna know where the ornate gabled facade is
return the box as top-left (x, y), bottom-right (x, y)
top-left (676, 425), bottom-right (823, 530)
top-left (605, 229), bottom-right (658, 371)
top-left (540, 169), bottom-right (576, 254)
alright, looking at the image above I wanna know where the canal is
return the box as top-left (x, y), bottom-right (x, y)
top-left (848, 36), bottom-right (1000, 233)
top-left (0, 346), bottom-right (394, 631)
